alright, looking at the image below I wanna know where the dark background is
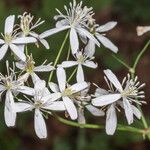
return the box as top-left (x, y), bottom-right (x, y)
top-left (0, 0), bottom-right (150, 149)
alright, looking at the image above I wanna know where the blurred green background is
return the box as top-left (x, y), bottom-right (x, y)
top-left (0, 0), bottom-right (150, 149)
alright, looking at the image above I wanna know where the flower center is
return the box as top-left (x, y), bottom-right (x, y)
top-left (77, 55), bottom-right (85, 64)
top-left (25, 56), bottom-right (35, 73)
top-left (4, 33), bottom-right (13, 44)
top-left (34, 100), bottom-right (42, 109)
top-left (62, 88), bottom-right (74, 97)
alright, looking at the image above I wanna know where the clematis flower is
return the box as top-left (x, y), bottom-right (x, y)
top-left (0, 15), bottom-right (37, 61)
top-left (15, 80), bottom-right (66, 139)
top-left (60, 51), bottom-right (97, 82)
top-left (39, 0), bottom-right (100, 54)
top-left (0, 61), bottom-right (23, 127)
top-left (18, 12), bottom-right (50, 50)
top-left (48, 67), bottom-right (88, 120)
top-left (16, 54), bottom-right (55, 83)
top-left (136, 26), bottom-right (150, 36)
top-left (92, 69), bottom-right (145, 135)
top-left (85, 22), bottom-right (118, 58)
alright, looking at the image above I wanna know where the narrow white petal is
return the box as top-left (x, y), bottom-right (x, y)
top-left (104, 69), bottom-right (123, 92)
top-left (63, 96), bottom-right (77, 120)
top-left (17, 45), bottom-right (25, 53)
top-left (70, 82), bottom-right (88, 93)
top-left (0, 44), bottom-right (8, 60)
top-left (31, 73), bottom-right (41, 84)
top-left (15, 102), bottom-right (33, 112)
top-left (18, 73), bottom-right (30, 82)
top-left (40, 26), bottom-right (70, 39)
top-left (77, 28), bottom-right (100, 47)
top-left (96, 22), bottom-right (117, 32)
top-left (34, 109), bottom-right (47, 139)
top-left (4, 91), bottom-right (16, 127)
top-left (48, 82), bottom-right (59, 93)
top-left (34, 64), bottom-right (55, 72)
top-left (84, 40), bottom-right (96, 58)
top-left (86, 105), bottom-right (105, 116)
top-left (10, 44), bottom-right (26, 62)
top-left (96, 34), bottom-right (118, 53)
top-left (61, 61), bottom-right (78, 68)
top-left (92, 94), bottom-right (121, 106)
top-left (94, 87), bottom-right (109, 97)
top-left (0, 85), bottom-right (5, 92)
top-left (56, 67), bottom-right (66, 92)
top-left (70, 28), bottom-right (79, 54)
top-left (106, 105), bottom-right (117, 135)
top-left (12, 37), bottom-right (37, 44)
top-left (83, 61), bottom-right (98, 68)
top-left (39, 39), bottom-right (50, 49)
top-left (132, 105), bottom-right (141, 119)
top-left (0, 39), bottom-right (5, 44)
top-left (16, 62), bottom-right (26, 70)
top-left (123, 98), bottom-right (133, 125)
top-left (34, 80), bottom-right (46, 92)
top-left (42, 92), bottom-right (61, 102)
top-left (18, 86), bottom-right (35, 96)
top-left (43, 101), bottom-right (66, 111)
top-left (5, 15), bottom-right (15, 34)
top-left (77, 64), bottom-right (84, 83)
top-left (77, 108), bottom-right (86, 124)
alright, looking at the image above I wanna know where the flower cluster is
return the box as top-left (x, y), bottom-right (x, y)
top-left (0, 0), bottom-right (146, 139)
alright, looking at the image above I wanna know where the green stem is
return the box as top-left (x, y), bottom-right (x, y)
top-left (67, 68), bottom-right (77, 82)
top-left (132, 40), bottom-right (150, 70)
top-left (66, 45), bottom-right (71, 61)
top-left (48, 32), bottom-right (69, 82)
top-left (55, 115), bottom-right (144, 134)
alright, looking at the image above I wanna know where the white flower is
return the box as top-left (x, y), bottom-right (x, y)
top-left (136, 26), bottom-right (150, 36)
top-left (73, 84), bottom-right (104, 124)
top-left (0, 61), bottom-right (23, 127)
top-left (48, 67), bottom-right (88, 120)
top-left (39, 0), bottom-right (100, 54)
top-left (0, 15), bottom-right (37, 61)
top-left (92, 69), bottom-right (145, 135)
top-left (85, 22), bottom-right (118, 57)
top-left (60, 51), bottom-right (97, 82)
top-left (16, 54), bottom-right (55, 83)
top-left (18, 12), bottom-right (50, 50)
top-left (15, 80), bottom-right (66, 139)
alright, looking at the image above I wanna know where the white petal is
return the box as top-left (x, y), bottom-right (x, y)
top-left (61, 61), bottom-right (78, 68)
top-left (70, 82), bottom-right (88, 93)
top-left (0, 39), bottom-right (5, 44)
top-left (15, 102), bottom-right (33, 112)
top-left (0, 44), bottom-right (8, 60)
top-left (12, 37), bottom-right (37, 44)
top-left (94, 87), bottom-right (109, 97)
top-left (31, 73), bottom-right (41, 84)
top-left (77, 27), bottom-right (100, 47)
top-left (48, 82), bottom-right (59, 93)
top-left (96, 34), bottom-right (118, 53)
top-left (18, 86), bottom-right (35, 96)
top-left (39, 39), bottom-right (50, 49)
top-left (84, 61), bottom-right (98, 68)
top-left (34, 80), bottom-right (46, 92)
top-left (4, 90), bottom-right (16, 127)
top-left (34, 64), bottom-right (55, 72)
top-left (56, 67), bottom-right (66, 92)
top-left (42, 92), bottom-right (61, 102)
top-left (84, 40), bottom-right (96, 58)
top-left (5, 15), bottom-right (15, 34)
top-left (16, 61), bottom-right (26, 70)
top-left (106, 104), bottom-right (117, 135)
top-left (63, 96), bottom-right (77, 120)
top-left (40, 26), bottom-right (70, 39)
top-left (86, 105), bottom-right (105, 116)
top-left (123, 98), bottom-right (133, 125)
top-left (92, 94), bottom-right (121, 106)
top-left (9, 44), bottom-right (26, 62)
top-left (34, 109), bottom-right (47, 139)
top-left (70, 28), bottom-right (79, 54)
top-left (104, 69), bottom-right (123, 92)
top-left (132, 105), bottom-right (141, 119)
top-left (18, 73), bottom-right (30, 82)
top-left (0, 85), bottom-right (5, 92)
top-left (43, 101), bottom-right (66, 111)
top-left (77, 108), bottom-right (86, 124)
top-left (96, 21), bottom-right (117, 32)
top-left (77, 64), bottom-right (84, 83)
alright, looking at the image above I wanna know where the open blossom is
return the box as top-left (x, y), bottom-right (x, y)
top-left (72, 84), bottom-right (104, 124)
top-left (40, 0), bottom-right (100, 54)
top-left (18, 12), bottom-right (50, 50)
top-left (136, 26), bottom-right (150, 36)
top-left (15, 80), bottom-right (66, 139)
top-left (85, 22), bottom-right (118, 57)
top-left (48, 67), bottom-right (88, 120)
top-left (16, 54), bottom-right (55, 83)
top-left (60, 51), bottom-right (97, 82)
top-left (0, 61), bottom-right (23, 127)
top-left (92, 69), bottom-right (145, 135)
top-left (0, 15), bottom-right (36, 61)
